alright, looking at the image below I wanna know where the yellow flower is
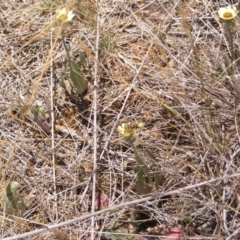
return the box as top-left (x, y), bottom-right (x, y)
top-left (218, 6), bottom-right (237, 20)
top-left (118, 122), bottom-right (137, 137)
top-left (56, 8), bottom-right (75, 22)
top-left (137, 122), bottom-right (144, 128)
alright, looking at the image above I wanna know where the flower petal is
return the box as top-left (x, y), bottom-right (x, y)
top-left (218, 6), bottom-right (237, 20)
top-left (56, 8), bottom-right (74, 22)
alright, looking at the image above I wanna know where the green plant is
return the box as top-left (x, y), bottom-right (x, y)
top-left (104, 231), bottom-right (137, 240)
top-left (218, 6), bottom-right (240, 98)
top-left (31, 103), bottom-right (51, 134)
top-left (56, 8), bottom-right (88, 95)
top-left (3, 181), bottom-right (26, 216)
top-left (118, 122), bottom-right (164, 195)
top-left (99, 33), bottom-right (116, 56)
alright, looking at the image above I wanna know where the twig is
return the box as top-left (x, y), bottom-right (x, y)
top-left (50, 15), bottom-right (58, 222)
top-left (91, 2), bottom-right (100, 240)
top-left (222, 186), bottom-right (229, 235)
top-left (0, 17), bottom-right (4, 27)
top-left (226, 226), bottom-right (240, 240)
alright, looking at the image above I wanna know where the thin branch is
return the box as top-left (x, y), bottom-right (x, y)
top-left (91, 2), bottom-right (100, 240)
top-left (50, 15), bottom-right (58, 222)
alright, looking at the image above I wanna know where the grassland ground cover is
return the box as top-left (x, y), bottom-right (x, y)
top-left (1, 0), bottom-right (240, 239)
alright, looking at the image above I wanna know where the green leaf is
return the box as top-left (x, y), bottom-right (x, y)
top-left (70, 60), bottom-right (88, 94)
top-left (134, 151), bottom-right (147, 169)
top-left (104, 231), bottom-right (119, 240)
top-left (104, 231), bottom-right (136, 240)
top-left (145, 149), bottom-right (157, 162)
top-left (99, 34), bottom-right (111, 53)
top-left (79, 51), bottom-right (88, 68)
top-left (133, 167), bottom-right (144, 181)
top-left (154, 168), bottom-right (165, 189)
top-left (136, 180), bottom-right (152, 195)
top-left (134, 167), bottom-right (152, 195)
top-left (134, 151), bottom-right (152, 183)
top-left (6, 181), bottom-right (19, 210)
top-left (60, 79), bottom-right (66, 89)
top-left (3, 181), bottom-right (26, 216)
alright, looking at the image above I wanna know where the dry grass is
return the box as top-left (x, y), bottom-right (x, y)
top-left (1, 0), bottom-right (240, 239)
